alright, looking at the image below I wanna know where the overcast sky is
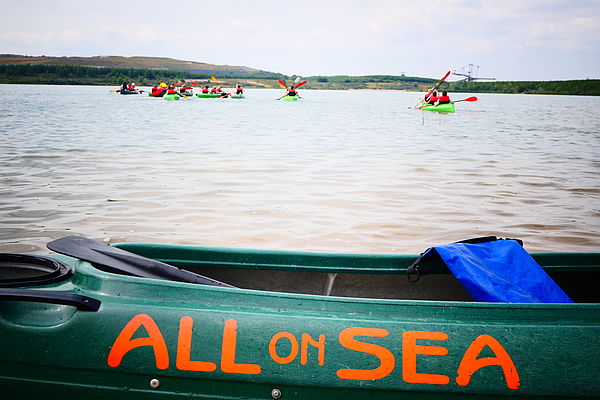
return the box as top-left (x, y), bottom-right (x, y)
top-left (1, 0), bottom-right (599, 81)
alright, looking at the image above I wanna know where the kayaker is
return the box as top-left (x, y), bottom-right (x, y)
top-left (235, 84), bottom-right (243, 95)
top-left (167, 83), bottom-right (176, 94)
top-left (287, 85), bottom-right (297, 97)
top-left (424, 89), bottom-right (433, 102)
top-left (210, 86), bottom-right (217, 94)
top-left (121, 81), bottom-right (128, 91)
top-left (180, 85), bottom-right (192, 95)
top-left (151, 84), bottom-right (166, 96)
top-left (437, 90), bottom-right (451, 104)
top-left (202, 86), bottom-right (210, 94)
top-left (426, 89), bottom-right (438, 104)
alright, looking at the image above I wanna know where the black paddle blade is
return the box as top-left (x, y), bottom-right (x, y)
top-left (47, 236), bottom-right (234, 288)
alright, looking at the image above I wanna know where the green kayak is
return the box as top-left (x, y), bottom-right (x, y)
top-left (1, 235), bottom-right (599, 398)
top-left (282, 95), bottom-right (299, 101)
top-left (420, 102), bottom-right (455, 113)
top-left (163, 94), bottom-right (180, 101)
top-left (230, 94), bottom-right (245, 99)
top-left (196, 93), bottom-right (226, 98)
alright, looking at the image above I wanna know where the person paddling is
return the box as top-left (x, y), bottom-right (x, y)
top-left (167, 83), bottom-right (176, 94)
top-left (276, 83), bottom-right (303, 100)
top-left (151, 83), bottom-right (166, 96)
top-left (424, 89), bottom-right (433, 102)
top-left (180, 85), bottom-right (192, 95)
top-left (287, 85), bottom-right (298, 97)
top-left (235, 84), bottom-right (243, 95)
top-left (425, 89), bottom-right (439, 105)
top-left (437, 90), bottom-right (451, 105)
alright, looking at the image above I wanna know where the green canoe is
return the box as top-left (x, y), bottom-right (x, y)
top-left (282, 95), bottom-right (299, 101)
top-left (196, 93), bottom-right (226, 98)
top-left (420, 102), bottom-right (455, 113)
top-left (1, 236), bottom-right (599, 399)
top-left (163, 94), bottom-right (180, 101)
top-left (230, 94), bottom-right (245, 99)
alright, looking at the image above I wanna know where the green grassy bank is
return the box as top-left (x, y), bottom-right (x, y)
top-left (1, 64), bottom-right (598, 95)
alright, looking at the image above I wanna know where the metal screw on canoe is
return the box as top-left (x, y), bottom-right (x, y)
top-left (271, 388), bottom-right (282, 399)
top-left (149, 378), bottom-right (160, 389)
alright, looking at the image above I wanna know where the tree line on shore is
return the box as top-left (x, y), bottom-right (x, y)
top-left (0, 63), bottom-right (598, 95)
top-left (0, 64), bottom-right (285, 87)
top-left (446, 80), bottom-right (599, 96)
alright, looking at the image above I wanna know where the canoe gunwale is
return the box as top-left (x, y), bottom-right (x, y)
top-left (69, 257), bottom-right (600, 313)
top-left (114, 243), bottom-right (600, 274)
top-left (68, 243), bottom-right (600, 308)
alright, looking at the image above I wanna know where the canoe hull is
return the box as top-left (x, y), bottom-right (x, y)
top-left (196, 93), bottom-right (224, 98)
top-left (1, 244), bottom-right (599, 398)
top-left (421, 102), bottom-right (455, 113)
top-left (282, 96), bottom-right (299, 101)
top-left (163, 94), bottom-right (180, 101)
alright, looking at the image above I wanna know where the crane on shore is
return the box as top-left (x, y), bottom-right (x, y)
top-left (452, 64), bottom-right (495, 82)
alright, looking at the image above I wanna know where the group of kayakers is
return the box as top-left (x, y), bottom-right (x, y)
top-left (121, 82), bottom-right (137, 92)
top-left (423, 89), bottom-right (451, 105)
top-left (123, 75), bottom-right (461, 106)
top-left (150, 83), bottom-right (192, 96)
top-left (148, 81), bottom-right (442, 102)
top-left (198, 84), bottom-right (244, 95)
top-left (149, 82), bottom-right (244, 97)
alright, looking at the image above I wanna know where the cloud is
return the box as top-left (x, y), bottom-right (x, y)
top-left (0, 0), bottom-right (598, 79)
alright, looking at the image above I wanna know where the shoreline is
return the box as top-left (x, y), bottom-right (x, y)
top-left (2, 81), bottom-right (599, 96)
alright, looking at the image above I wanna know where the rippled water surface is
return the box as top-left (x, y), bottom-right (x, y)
top-left (1, 84), bottom-right (599, 253)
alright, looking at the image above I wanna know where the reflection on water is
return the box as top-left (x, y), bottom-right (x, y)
top-left (1, 85), bottom-right (599, 254)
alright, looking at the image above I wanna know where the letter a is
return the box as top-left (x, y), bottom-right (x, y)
top-left (107, 314), bottom-right (169, 369)
top-left (456, 334), bottom-right (520, 390)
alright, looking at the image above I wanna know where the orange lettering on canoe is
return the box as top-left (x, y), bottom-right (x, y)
top-left (402, 331), bottom-right (450, 385)
top-left (176, 316), bottom-right (217, 372)
top-left (221, 319), bottom-right (262, 374)
top-left (456, 334), bottom-right (520, 390)
top-left (301, 333), bottom-right (325, 366)
top-left (107, 313), bottom-right (169, 369)
top-left (269, 331), bottom-right (299, 364)
top-left (336, 327), bottom-right (395, 381)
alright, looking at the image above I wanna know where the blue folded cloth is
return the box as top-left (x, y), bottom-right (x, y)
top-left (422, 239), bottom-right (573, 303)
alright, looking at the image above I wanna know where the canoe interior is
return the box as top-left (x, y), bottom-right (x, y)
top-left (114, 243), bottom-right (600, 303)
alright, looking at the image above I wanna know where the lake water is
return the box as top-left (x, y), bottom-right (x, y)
top-left (1, 84), bottom-right (599, 254)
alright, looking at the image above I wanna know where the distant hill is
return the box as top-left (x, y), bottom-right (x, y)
top-left (0, 54), bottom-right (267, 75)
top-left (1, 54), bottom-right (598, 95)
top-left (0, 54), bottom-right (286, 87)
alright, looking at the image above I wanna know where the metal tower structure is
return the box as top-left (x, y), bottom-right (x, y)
top-left (452, 64), bottom-right (496, 81)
